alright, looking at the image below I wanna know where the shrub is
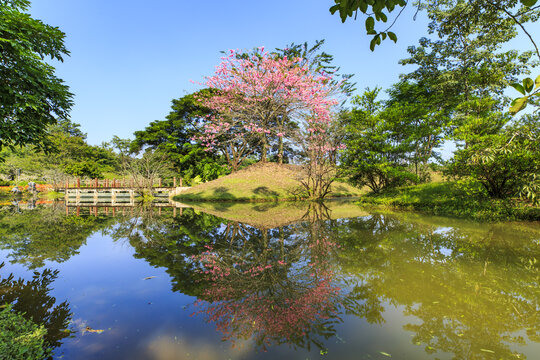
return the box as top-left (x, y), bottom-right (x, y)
top-left (0, 305), bottom-right (48, 360)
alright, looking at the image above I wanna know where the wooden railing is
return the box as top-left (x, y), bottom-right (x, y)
top-left (55, 177), bottom-right (183, 189)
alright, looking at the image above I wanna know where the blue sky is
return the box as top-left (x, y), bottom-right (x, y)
top-left (30, 0), bottom-right (538, 151)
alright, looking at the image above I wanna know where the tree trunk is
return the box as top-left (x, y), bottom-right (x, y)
top-left (260, 136), bottom-right (268, 163)
top-left (278, 136), bottom-right (284, 164)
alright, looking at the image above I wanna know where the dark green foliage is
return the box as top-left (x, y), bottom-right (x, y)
top-left (329, 0), bottom-right (539, 52)
top-left (132, 89), bottom-right (229, 184)
top-left (0, 120), bottom-right (119, 181)
top-left (0, 0), bottom-right (73, 151)
top-left (63, 160), bottom-right (103, 178)
top-left (0, 305), bottom-right (48, 360)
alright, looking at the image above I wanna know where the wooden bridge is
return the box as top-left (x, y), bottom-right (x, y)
top-left (57, 177), bottom-right (190, 205)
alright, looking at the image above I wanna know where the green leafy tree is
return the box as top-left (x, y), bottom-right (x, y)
top-left (330, 0), bottom-right (540, 114)
top-left (63, 160), bottom-right (103, 178)
top-left (385, 80), bottom-right (446, 180)
top-left (132, 89), bottom-right (229, 184)
top-left (0, 120), bottom-right (119, 182)
top-left (341, 88), bottom-right (420, 193)
top-left (399, 0), bottom-right (536, 142)
top-left (0, 0), bottom-right (73, 151)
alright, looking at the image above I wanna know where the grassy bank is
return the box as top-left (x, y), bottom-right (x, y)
top-left (357, 182), bottom-right (540, 221)
top-left (175, 163), bottom-right (362, 202)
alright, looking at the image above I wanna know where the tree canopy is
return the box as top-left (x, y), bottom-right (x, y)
top-left (0, 0), bottom-right (73, 151)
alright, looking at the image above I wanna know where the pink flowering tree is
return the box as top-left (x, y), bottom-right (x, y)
top-left (196, 47), bottom-right (339, 172)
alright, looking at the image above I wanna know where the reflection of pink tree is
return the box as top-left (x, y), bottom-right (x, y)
top-left (195, 47), bottom-right (339, 169)
top-left (191, 227), bottom-right (343, 350)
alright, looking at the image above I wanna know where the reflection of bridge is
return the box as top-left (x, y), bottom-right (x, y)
top-left (65, 201), bottom-right (191, 217)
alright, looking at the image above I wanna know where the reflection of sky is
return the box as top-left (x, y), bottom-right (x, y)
top-left (1, 219), bottom-right (540, 359)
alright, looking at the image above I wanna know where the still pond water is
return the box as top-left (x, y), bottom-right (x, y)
top-left (1, 201), bottom-right (539, 360)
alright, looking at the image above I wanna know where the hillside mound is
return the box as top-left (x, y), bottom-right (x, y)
top-left (175, 162), bottom-right (362, 202)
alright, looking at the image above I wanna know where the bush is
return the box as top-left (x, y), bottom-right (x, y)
top-left (64, 161), bottom-right (103, 179)
top-left (358, 181), bottom-right (540, 221)
top-left (0, 305), bottom-right (48, 360)
top-left (446, 119), bottom-right (539, 200)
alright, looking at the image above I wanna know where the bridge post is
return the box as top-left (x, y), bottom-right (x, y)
top-left (173, 177), bottom-right (176, 187)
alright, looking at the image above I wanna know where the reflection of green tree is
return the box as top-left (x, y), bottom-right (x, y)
top-left (0, 264), bottom-right (72, 356)
top-left (337, 213), bottom-right (540, 359)
top-left (0, 205), bottom-right (115, 269)
top-left (107, 208), bottom-right (226, 296)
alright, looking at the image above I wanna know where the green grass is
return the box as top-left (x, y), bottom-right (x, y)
top-left (357, 182), bottom-right (540, 221)
top-left (42, 191), bottom-right (64, 200)
top-left (175, 163), bottom-right (363, 202)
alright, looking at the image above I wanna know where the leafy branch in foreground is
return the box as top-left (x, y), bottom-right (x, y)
top-left (0, 0), bottom-right (73, 152)
top-left (510, 75), bottom-right (540, 113)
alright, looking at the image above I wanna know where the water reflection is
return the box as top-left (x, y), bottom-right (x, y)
top-left (0, 263), bottom-right (72, 356)
top-left (190, 222), bottom-right (343, 351)
top-left (336, 214), bottom-right (540, 359)
top-left (0, 203), bottom-right (115, 269)
top-left (0, 202), bottom-right (538, 359)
